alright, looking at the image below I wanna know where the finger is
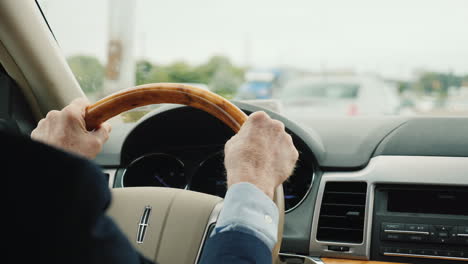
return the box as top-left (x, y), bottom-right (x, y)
top-left (36, 118), bottom-right (46, 127)
top-left (224, 135), bottom-right (237, 150)
top-left (90, 123), bottom-right (112, 143)
top-left (271, 119), bottom-right (285, 133)
top-left (90, 122), bottom-right (112, 143)
top-left (284, 133), bottom-right (294, 145)
top-left (65, 97), bottom-right (90, 116)
top-left (248, 111), bottom-right (270, 122)
top-left (100, 122), bottom-right (112, 134)
top-left (62, 98), bottom-right (91, 129)
top-left (242, 111), bottom-right (270, 131)
top-left (45, 110), bottom-right (60, 119)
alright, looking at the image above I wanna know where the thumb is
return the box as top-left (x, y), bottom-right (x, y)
top-left (90, 122), bottom-right (112, 144)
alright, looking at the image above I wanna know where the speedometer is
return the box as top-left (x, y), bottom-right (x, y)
top-left (122, 153), bottom-right (186, 189)
top-left (190, 151), bottom-right (314, 211)
top-left (190, 152), bottom-right (227, 197)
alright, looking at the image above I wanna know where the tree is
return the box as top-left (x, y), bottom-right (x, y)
top-left (135, 60), bottom-right (153, 85)
top-left (132, 55), bottom-right (245, 97)
top-left (67, 55), bottom-right (104, 94)
top-left (209, 64), bottom-right (242, 97)
top-left (166, 61), bottom-right (203, 83)
top-left (197, 55), bottom-right (244, 84)
top-left (417, 72), bottom-right (464, 97)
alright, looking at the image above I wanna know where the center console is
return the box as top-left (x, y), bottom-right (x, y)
top-left (371, 184), bottom-right (468, 263)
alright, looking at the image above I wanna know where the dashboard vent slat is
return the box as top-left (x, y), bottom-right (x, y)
top-left (317, 181), bottom-right (367, 243)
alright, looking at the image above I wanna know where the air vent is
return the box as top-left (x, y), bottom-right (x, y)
top-left (317, 181), bottom-right (367, 243)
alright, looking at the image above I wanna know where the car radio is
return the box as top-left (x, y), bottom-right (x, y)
top-left (371, 184), bottom-right (468, 263)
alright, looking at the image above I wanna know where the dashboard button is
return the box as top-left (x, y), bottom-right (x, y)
top-left (384, 247), bottom-right (398, 253)
top-left (414, 249), bottom-right (430, 255)
top-left (437, 231), bottom-right (449, 238)
top-left (382, 223), bottom-right (404, 231)
top-left (406, 224), bottom-right (429, 232)
top-left (452, 251), bottom-right (468, 258)
top-left (406, 234), bottom-right (427, 242)
top-left (382, 233), bottom-right (405, 241)
top-left (328, 245), bottom-right (349, 252)
top-left (434, 225), bottom-right (454, 232)
top-left (394, 248), bottom-right (407, 254)
top-left (380, 247), bottom-right (392, 254)
top-left (450, 231), bottom-right (459, 240)
top-left (423, 249), bottom-right (435, 256)
top-left (429, 226), bottom-right (437, 237)
top-left (445, 251), bottom-right (458, 257)
top-left (432, 237), bottom-right (449, 243)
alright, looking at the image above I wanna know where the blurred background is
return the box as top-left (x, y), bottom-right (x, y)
top-left (38, 0), bottom-right (468, 123)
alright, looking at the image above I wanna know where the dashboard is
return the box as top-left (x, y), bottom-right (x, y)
top-left (97, 101), bottom-right (468, 264)
top-left (114, 104), bottom-right (316, 212)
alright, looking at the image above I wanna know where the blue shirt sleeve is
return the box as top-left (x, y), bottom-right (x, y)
top-left (211, 182), bottom-right (279, 250)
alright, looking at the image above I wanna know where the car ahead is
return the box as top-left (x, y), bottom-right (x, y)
top-left (236, 68), bottom-right (298, 100)
top-left (277, 75), bottom-right (402, 119)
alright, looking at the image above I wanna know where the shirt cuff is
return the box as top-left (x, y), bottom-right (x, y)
top-left (212, 182), bottom-right (279, 250)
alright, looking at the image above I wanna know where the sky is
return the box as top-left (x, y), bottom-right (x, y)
top-left (39, 0), bottom-right (468, 80)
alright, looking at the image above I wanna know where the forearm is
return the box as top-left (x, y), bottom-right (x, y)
top-left (199, 182), bottom-right (278, 264)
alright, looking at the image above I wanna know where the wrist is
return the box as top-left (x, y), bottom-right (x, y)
top-left (257, 187), bottom-right (274, 200)
top-left (227, 175), bottom-right (275, 200)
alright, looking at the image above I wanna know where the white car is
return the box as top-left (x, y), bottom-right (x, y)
top-left (278, 75), bottom-right (401, 119)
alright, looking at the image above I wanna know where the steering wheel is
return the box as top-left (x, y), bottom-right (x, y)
top-left (85, 83), bottom-right (285, 264)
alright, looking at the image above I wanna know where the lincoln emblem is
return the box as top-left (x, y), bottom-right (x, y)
top-left (136, 206), bottom-right (152, 244)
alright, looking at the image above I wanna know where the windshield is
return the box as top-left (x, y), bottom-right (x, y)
top-left (38, 0), bottom-right (468, 122)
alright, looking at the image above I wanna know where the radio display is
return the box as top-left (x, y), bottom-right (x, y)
top-left (387, 188), bottom-right (468, 216)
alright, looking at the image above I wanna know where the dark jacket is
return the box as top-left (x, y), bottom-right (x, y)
top-left (4, 129), bottom-right (271, 264)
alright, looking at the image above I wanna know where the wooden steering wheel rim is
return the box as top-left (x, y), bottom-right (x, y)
top-left (85, 83), bottom-right (248, 132)
top-left (84, 83), bottom-right (284, 261)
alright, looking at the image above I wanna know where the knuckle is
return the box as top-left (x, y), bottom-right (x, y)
top-left (46, 110), bottom-right (60, 119)
top-left (99, 132), bottom-right (109, 144)
top-left (37, 119), bottom-right (45, 127)
top-left (225, 135), bottom-right (236, 148)
top-left (62, 107), bottom-right (78, 121)
top-left (103, 131), bottom-right (110, 142)
top-left (30, 130), bottom-right (38, 138)
top-left (292, 149), bottom-right (299, 161)
top-left (271, 120), bottom-right (285, 132)
top-left (250, 111), bottom-right (269, 122)
top-left (225, 140), bottom-right (232, 151)
top-left (90, 137), bottom-right (102, 151)
top-left (62, 111), bottom-right (73, 121)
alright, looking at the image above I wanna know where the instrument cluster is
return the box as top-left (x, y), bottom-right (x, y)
top-left (122, 150), bottom-right (314, 212)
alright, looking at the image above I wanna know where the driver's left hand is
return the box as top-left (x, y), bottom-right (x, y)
top-left (31, 98), bottom-right (111, 159)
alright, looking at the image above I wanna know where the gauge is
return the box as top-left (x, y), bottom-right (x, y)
top-left (283, 160), bottom-right (314, 212)
top-left (122, 153), bottom-right (186, 188)
top-left (190, 152), bottom-right (227, 197)
top-left (190, 151), bottom-right (314, 212)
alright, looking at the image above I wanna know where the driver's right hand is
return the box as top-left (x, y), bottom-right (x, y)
top-left (224, 111), bottom-right (299, 199)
